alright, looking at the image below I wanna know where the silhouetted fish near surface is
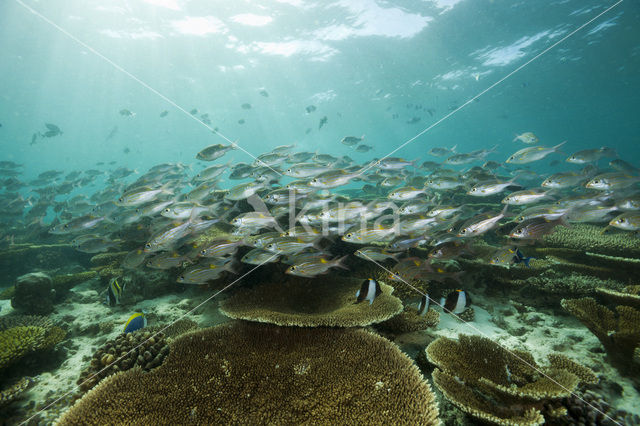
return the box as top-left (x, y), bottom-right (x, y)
top-left (241, 103), bottom-right (252, 110)
top-left (119, 109), bottom-right (135, 117)
top-left (305, 105), bottom-right (316, 113)
top-left (318, 116), bottom-right (327, 130)
top-left (160, 110), bottom-right (169, 118)
top-left (259, 89), bottom-right (269, 97)
top-left (407, 117), bottom-right (421, 124)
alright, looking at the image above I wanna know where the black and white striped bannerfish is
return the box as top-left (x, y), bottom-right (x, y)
top-left (417, 294), bottom-right (430, 315)
top-left (355, 278), bottom-right (382, 305)
top-left (441, 290), bottom-right (471, 314)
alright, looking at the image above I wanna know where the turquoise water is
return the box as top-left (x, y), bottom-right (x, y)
top-left (1, 1), bottom-right (639, 424)
top-left (1, 0), bottom-right (637, 175)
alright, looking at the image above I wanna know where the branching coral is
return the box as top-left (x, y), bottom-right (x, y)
top-left (0, 316), bottom-right (66, 370)
top-left (0, 377), bottom-right (32, 408)
top-left (426, 334), bottom-right (596, 425)
top-left (561, 297), bottom-right (640, 375)
top-left (219, 276), bottom-right (403, 327)
top-left (59, 321), bottom-right (440, 425)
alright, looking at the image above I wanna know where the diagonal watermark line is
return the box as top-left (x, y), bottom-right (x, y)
top-left (358, 0), bottom-right (624, 177)
top-left (357, 251), bottom-right (622, 426)
top-left (13, 0), bottom-right (282, 177)
top-left (20, 254), bottom-right (279, 426)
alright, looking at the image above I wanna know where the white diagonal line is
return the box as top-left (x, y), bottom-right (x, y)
top-left (358, 0), bottom-right (624, 176)
top-left (13, 0), bottom-right (282, 176)
top-left (357, 251), bottom-right (621, 426)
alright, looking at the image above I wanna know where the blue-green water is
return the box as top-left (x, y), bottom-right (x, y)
top-left (1, 0), bottom-right (638, 176)
top-left (1, 1), bottom-right (640, 425)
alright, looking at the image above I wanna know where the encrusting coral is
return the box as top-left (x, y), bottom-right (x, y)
top-left (76, 330), bottom-right (169, 394)
top-left (426, 334), bottom-right (597, 425)
top-left (561, 297), bottom-right (640, 376)
top-left (58, 321), bottom-right (440, 425)
top-left (0, 315), bottom-right (66, 371)
top-left (219, 275), bottom-right (403, 327)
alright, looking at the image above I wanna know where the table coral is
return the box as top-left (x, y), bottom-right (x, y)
top-left (58, 321), bottom-right (440, 425)
top-left (426, 334), bottom-right (596, 425)
top-left (219, 276), bottom-right (403, 327)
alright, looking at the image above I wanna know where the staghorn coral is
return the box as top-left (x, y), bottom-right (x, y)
top-left (0, 325), bottom-right (66, 370)
top-left (375, 306), bottom-right (439, 334)
top-left (89, 252), bottom-right (127, 267)
top-left (0, 377), bottom-right (32, 409)
top-left (219, 276), bottom-right (403, 327)
top-left (426, 334), bottom-right (596, 425)
top-left (58, 321), bottom-right (439, 425)
top-left (561, 297), bottom-right (640, 376)
top-left (542, 224), bottom-right (640, 258)
top-left (76, 330), bottom-right (169, 394)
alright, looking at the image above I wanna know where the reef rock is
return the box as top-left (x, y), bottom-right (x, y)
top-left (11, 272), bottom-right (55, 315)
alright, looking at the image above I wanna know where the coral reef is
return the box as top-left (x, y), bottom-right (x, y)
top-left (58, 321), bottom-right (439, 425)
top-left (555, 389), bottom-right (639, 425)
top-left (426, 334), bottom-right (597, 425)
top-left (154, 318), bottom-right (198, 340)
top-left (0, 315), bottom-right (66, 370)
top-left (561, 297), bottom-right (640, 377)
top-left (0, 286), bottom-right (15, 300)
top-left (0, 377), bottom-right (32, 408)
top-left (0, 244), bottom-right (92, 284)
top-left (219, 276), bottom-right (403, 327)
top-left (11, 272), bottom-right (55, 315)
top-left (376, 306), bottom-right (440, 334)
top-left (542, 224), bottom-right (640, 259)
top-left (89, 252), bottom-right (127, 267)
top-left (76, 329), bottom-right (169, 394)
top-left (596, 286), bottom-right (640, 309)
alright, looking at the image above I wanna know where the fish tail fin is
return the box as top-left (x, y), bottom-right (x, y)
top-left (554, 140), bottom-right (568, 152)
top-left (523, 257), bottom-right (533, 267)
top-left (334, 255), bottom-right (350, 270)
top-left (451, 144), bottom-right (457, 153)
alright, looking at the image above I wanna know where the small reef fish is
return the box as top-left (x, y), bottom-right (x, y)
top-left (566, 147), bottom-right (617, 164)
top-left (196, 143), bottom-right (236, 161)
top-left (443, 290), bottom-right (471, 315)
top-left (119, 109), bottom-right (135, 117)
top-left (506, 141), bottom-right (565, 164)
top-left (509, 217), bottom-right (568, 239)
top-left (160, 110), bottom-right (169, 117)
top-left (541, 172), bottom-right (587, 189)
top-left (467, 179), bottom-right (516, 197)
top-left (241, 248), bottom-right (280, 265)
top-left (608, 212), bottom-right (640, 231)
top-left (123, 312), bottom-right (147, 333)
top-left (502, 189), bottom-right (552, 205)
top-left (457, 205), bottom-right (508, 237)
top-left (490, 247), bottom-right (533, 267)
top-left (513, 132), bottom-right (538, 144)
top-left (285, 255), bottom-right (348, 277)
top-left (355, 278), bottom-right (382, 305)
top-left (356, 144), bottom-right (373, 153)
top-left (341, 135), bottom-right (365, 146)
top-left (417, 294), bottom-right (430, 315)
top-left (354, 247), bottom-right (399, 262)
top-left (585, 173), bottom-right (640, 190)
top-left (609, 159), bottom-right (639, 174)
top-left (105, 277), bottom-right (125, 307)
top-left (428, 145), bottom-right (457, 157)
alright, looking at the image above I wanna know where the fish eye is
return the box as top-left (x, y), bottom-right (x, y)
top-left (290, 266), bottom-right (296, 270)
top-left (593, 180), bottom-right (600, 184)
top-left (470, 188), bottom-right (476, 192)
top-left (200, 249), bottom-right (206, 255)
top-left (118, 197), bottom-right (123, 202)
top-left (460, 229), bottom-right (466, 234)
top-left (145, 243), bottom-right (151, 248)
top-left (63, 224), bottom-right (69, 229)
top-left (619, 218), bottom-right (627, 223)
top-left (346, 233), bottom-right (352, 238)
top-left (515, 229), bottom-right (523, 234)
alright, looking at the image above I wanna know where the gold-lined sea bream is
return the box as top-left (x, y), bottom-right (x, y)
top-left (196, 143), bottom-right (236, 161)
top-left (428, 145), bottom-right (457, 157)
top-left (608, 212), bottom-right (640, 231)
top-left (502, 189), bottom-right (553, 205)
top-left (508, 217), bottom-right (567, 239)
top-left (49, 215), bottom-right (107, 234)
top-left (541, 172), bottom-right (588, 189)
top-left (341, 135), bottom-right (365, 146)
top-left (515, 204), bottom-right (569, 222)
top-left (117, 185), bottom-right (173, 207)
top-left (285, 255), bottom-right (348, 277)
top-left (585, 173), bottom-right (640, 190)
top-left (354, 247), bottom-right (399, 262)
top-left (457, 205), bottom-right (508, 237)
top-left (284, 163), bottom-right (333, 178)
top-left (467, 178), bottom-right (516, 196)
top-left (355, 278), bottom-right (381, 305)
top-left (513, 132), bottom-right (538, 144)
top-left (342, 225), bottom-right (395, 244)
top-left (506, 141), bottom-right (566, 164)
top-left (225, 181), bottom-right (267, 200)
top-left (609, 159), bottom-right (640, 174)
top-left (566, 147), bottom-right (617, 164)
top-left (147, 252), bottom-right (189, 269)
top-left (388, 187), bottom-right (427, 201)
